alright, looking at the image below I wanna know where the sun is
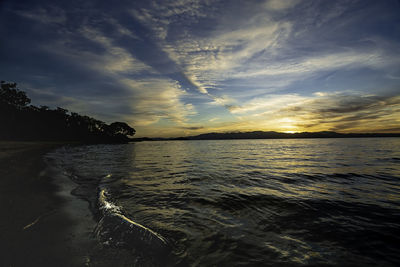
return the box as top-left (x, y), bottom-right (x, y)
top-left (277, 118), bottom-right (301, 133)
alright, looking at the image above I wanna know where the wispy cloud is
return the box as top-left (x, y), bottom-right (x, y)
top-left (15, 6), bottom-right (67, 24)
top-left (77, 26), bottom-right (153, 74)
top-left (232, 51), bottom-right (387, 78)
top-left (220, 92), bottom-right (400, 133)
top-left (164, 17), bottom-right (292, 91)
top-left (286, 93), bottom-right (400, 132)
top-left (147, 0), bottom-right (397, 116)
top-left (2, 0), bottom-right (400, 137)
top-left (18, 16), bottom-right (196, 129)
top-left (120, 78), bottom-right (196, 126)
top-left (264, 0), bottom-right (302, 11)
top-left (130, 0), bottom-right (208, 40)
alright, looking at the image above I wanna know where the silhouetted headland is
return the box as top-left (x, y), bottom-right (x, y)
top-left (0, 81), bottom-right (135, 144)
top-left (133, 131), bottom-right (400, 141)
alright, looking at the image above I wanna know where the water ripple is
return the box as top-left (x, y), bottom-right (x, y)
top-left (46, 138), bottom-right (400, 266)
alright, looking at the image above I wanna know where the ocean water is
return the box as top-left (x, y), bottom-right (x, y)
top-left (46, 138), bottom-right (400, 266)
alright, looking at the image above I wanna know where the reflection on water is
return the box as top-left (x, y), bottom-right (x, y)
top-left (49, 138), bottom-right (400, 266)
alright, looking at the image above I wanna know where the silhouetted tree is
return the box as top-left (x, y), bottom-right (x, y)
top-left (0, 81), bottom-right (31, 107)
top-left (107, 122), bottom-right (136, 136)
top-left (0, 81), bottom-right (135, 143)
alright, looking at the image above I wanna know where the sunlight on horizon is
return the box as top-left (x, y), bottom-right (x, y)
top-left (1, 0), bottom-right (399, 138)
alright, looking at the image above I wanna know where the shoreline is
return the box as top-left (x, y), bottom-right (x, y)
top-left (0, 141), bottom-right (147, 267)
top-left (0, 141), bottom-right (99, 266)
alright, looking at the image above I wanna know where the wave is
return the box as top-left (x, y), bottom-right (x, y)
top-left (44, 140), bottom-right (400, 266)
top-left (46, 148), bottom-right (174, 264)
top-left (94, 188), bottom-right (170, 256)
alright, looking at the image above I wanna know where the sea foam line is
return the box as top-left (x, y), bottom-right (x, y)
top-left (98, 189), bottom-right (168, 245)
top-left (95, 188), bottom-right (170, 257)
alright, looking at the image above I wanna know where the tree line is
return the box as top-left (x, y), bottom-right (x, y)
top-left (0, 81), bottom-right (135, 143)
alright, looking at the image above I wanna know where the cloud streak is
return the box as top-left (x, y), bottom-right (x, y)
top-left (1, 0), bottom-right (399, 137)
top-left (223, 92), bottom-right (400, 133)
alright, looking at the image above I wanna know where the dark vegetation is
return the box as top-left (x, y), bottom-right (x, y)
top-left (0, 81), bottom-right (135, 143)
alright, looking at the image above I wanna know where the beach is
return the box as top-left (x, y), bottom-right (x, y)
top-left (0, 142), bottom-right (97, 266)
top-left (0, 142), bottom-right (173, 267)
top-left (0, 142), bottom-right (146, 267)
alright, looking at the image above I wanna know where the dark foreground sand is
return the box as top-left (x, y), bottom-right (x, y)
top-left (0, 142), bottom-right (99, 266)
top-left (0, 142), bottom-right (155, 267)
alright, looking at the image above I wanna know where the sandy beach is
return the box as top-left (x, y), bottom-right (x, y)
top-left (0, 142), bottom-right (98, 266)
top-left (0, 142), bottom-right (173, 267)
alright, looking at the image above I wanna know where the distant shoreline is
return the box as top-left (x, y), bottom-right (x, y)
top-left (132, 131), bottom-right (400, 141)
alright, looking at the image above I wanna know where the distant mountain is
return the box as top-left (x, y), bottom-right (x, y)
top-left (132, 131), bottom-right (400, 141)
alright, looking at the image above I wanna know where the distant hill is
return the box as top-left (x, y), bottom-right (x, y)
top-left (132, 131), bottom-right (400, 141)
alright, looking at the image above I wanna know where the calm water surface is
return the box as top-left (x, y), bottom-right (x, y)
top-left (47, 138), bottom-right (400, 266)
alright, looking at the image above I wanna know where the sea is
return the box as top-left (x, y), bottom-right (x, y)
top-left (45, 138), bottom-right (400, 266)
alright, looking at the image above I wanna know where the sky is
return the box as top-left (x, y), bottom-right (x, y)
top-left (1, 0), bottom-right (400, 137)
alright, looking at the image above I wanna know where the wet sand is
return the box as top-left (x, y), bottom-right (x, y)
top-left (0, 142), bottom-right (98, 266)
